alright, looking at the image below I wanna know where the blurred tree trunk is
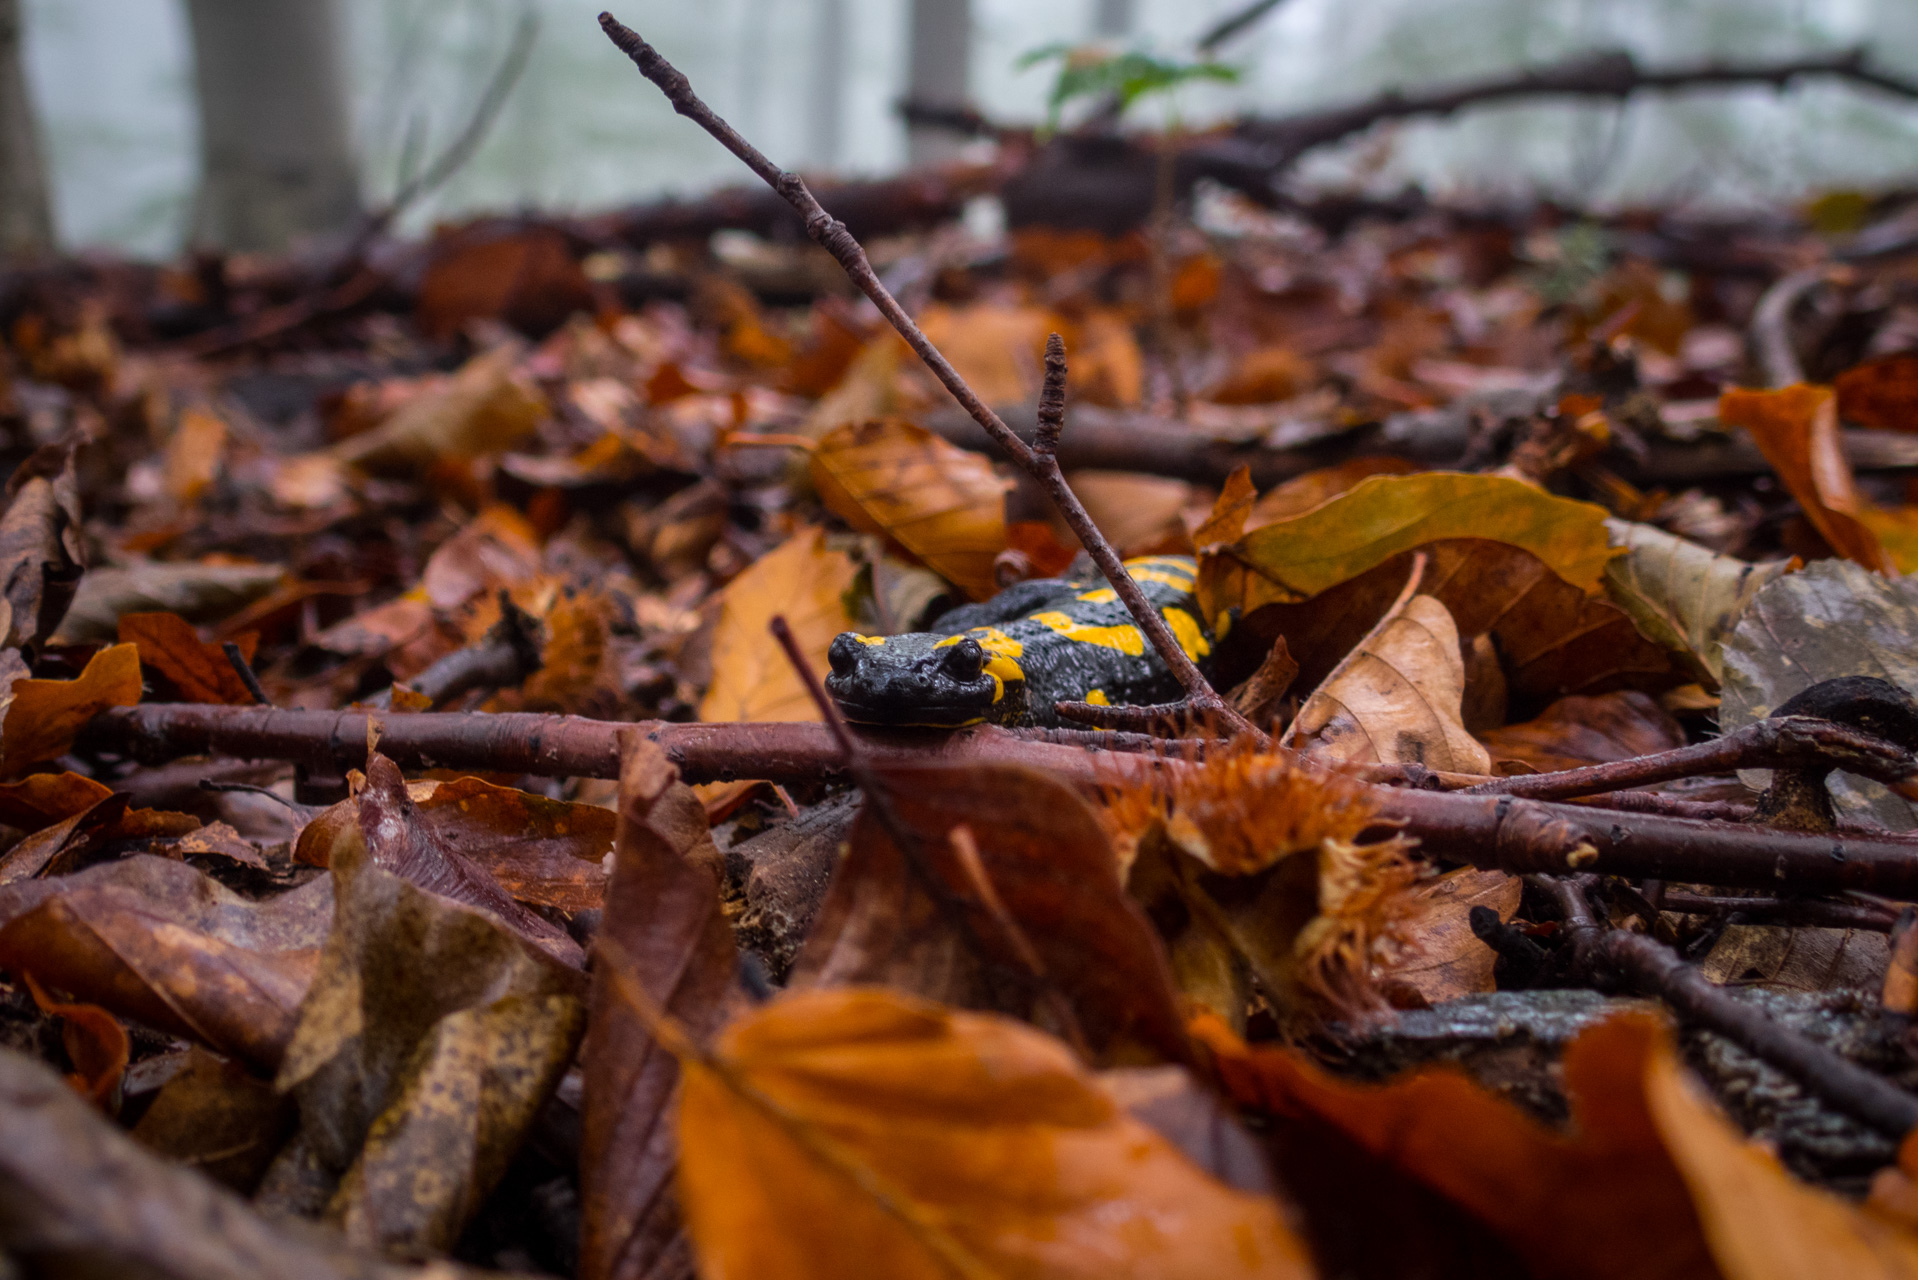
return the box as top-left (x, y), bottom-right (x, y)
top-left (906, 0), bottom-right (970, 166)
top-left (183, 0), bottom-right (361, 252)
top-left (809, 0), bottom-right (848, 169)
top-left (0, 0), bottom-right (53, 255)
top-left (1093, 0), bottom-right (1138, 37)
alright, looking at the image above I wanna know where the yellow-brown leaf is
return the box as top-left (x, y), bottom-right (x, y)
top-left (699, 527), bottom-right (859, 723)
top-left (0, 643), bottom-right (143, 778)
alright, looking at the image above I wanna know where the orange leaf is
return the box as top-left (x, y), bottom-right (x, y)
top-left (811, 420), bottom-right (1012, 600)
top-left (0, 770), bottom-right (113, 832)
top-left (676, 987), bottom-right (1313, 1280)
top-left (0, 643), bottom-right (143, 778)
top-left (917, 302), bottom-right (1058, 407)
top-left (1197, 1012), bottom-right (1718, 1280)
top-left (1719, 384), bottom-right (1893, 573)
top-left (118, 612), bottom-right (256, 705)
top-left (699, 527), bottom-right (859, 725)
top-left (21, 970), bottom-right (128, 1106)
top-left (1837, 354), bottom-right (1918, 432)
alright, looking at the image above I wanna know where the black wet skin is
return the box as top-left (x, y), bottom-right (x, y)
top-left (824, 557), bottom-right (1213, 729)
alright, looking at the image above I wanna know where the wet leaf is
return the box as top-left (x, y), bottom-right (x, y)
top-left (1198, 471), bottom-right (1617, 622)
top-left (0, 856), bottom-right (331, 1072)
top-left (1380, 868), bottom-right (1521, 1003)
top-left (1719, 384), bottom-right (1892, 573)
top-left (1721, 559), bottom-right (1918, 830)
top-left (673, 987), bottom-right (1315, 1280)
top-left (1198, 1012), bottom-right (1719, 1280)
top-left (811, 419), bottom-right (1012, 600)
top-left (260, 817), bottom-right (586, 1251)
top-left (0, 642), bottom-right (143, 778)
top-left (1479, 691), bottom-right (1686, 774)
top-left (1291, 593), bottom-right (1493, 775)
top-left (916, 302), bottom-right (1055, 406)
top-left (582, 734), bottom-right (739, 1280)
top-left (0, 770), bottom-right (112, 831)
top-left (119, 611), bottom-right (258, 704)
top-left (1602, 519), bottom-right (1795, 688)
top-left (0, 442), bottom-right (84, 650)
top-left (698, 526), bottom-right (859, 724)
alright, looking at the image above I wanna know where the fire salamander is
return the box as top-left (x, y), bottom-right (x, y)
top-left (825, 556), bottom-right (1215, 728)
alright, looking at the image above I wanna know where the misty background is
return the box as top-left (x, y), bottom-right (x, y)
top-left (21, 0), bottom-right (1918, 258)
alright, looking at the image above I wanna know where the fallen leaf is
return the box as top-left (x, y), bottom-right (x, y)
top-left (118, 611), bottom-right (258, 704)
top-left (1247, 456), bottom-right (1421, 526)
top-left (1198, 471), bottom-right (1618, 623)
top-left (0, 643), bottom-right (143, 778)
top-left (1291, 593), bottom-right (1494, 775)
top-left (916, 302), bottom-right (1056, 406)
top-left (54, 560), bottom-right (288, 644)
top-left (1067, 470), bottom-right (1201, 556)
top-left (0, 771), bottom-right (112, 832)
top-left (698, 526), bottom-right (859, 724)
top-left (416, 224), bottom-right (596, 341)
top-left (810, 419), bottom-right (1013, 600)
top-left (1721, 559), bottom-right (1918, 829)
top-left (1380, 868), bottom-right (1521, 1004)
top-left (1698, 925), bottom-right (1888, 993)
top-left (0, 792), bottom-right (198, 884)
top-left (1208, 345), bottom-right (1317, 405)
top-left (1197, 1012), bottom-right (1719, 1280)
top-left (130, 1046), bottom-right (294, 1193)
top-left (0, 442), bottom-right (84, 650)
top-left (21, 969), bottom-right (128, 1105)
top-left (1719, 384), bottom-right (1892, 572)
top-left (1602, 519), bottom-right (1796, 688)
top-left (582, 734), bottom-right (739, 1280)
top-left (1479, 691), bottom-right (1686, 774)
top-left (259, 818), bottom-right (585, 1249)
top-left (334, 345), bottom-right (547, 474)
top-left (672, 987), bottom-right (1315, 1280)
top-left (163, 406), bottom-right (228, 504)
top-left (0, 856), bottom-right (330, 1072)
top-left (1836, 353), bottom-right (1918, 432)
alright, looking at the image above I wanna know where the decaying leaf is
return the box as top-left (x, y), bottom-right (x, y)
top-left (0, 770), bottom-right (113, 832)
top-left (1197, 471), bottom-right (1617, 621)
top-left (164, 406), bottom-right (229, 504)
top-left (582, 734), bottom-right (739, 1280)
top-left (334, 344), bottom-right (548, 473)
top-left (1603, 519), bottom-right (1796, 688)
top-left (54, 560), bottom-right (288, 643)
top-left (0, 642), bottom-right (144, 778)
top-left (1377, 868), bottom-right (1522, 1004)
top-left (131, 1046), bottom-right (295, 1193)
top-left (0, 856), bottom-right (331, 1071)
top-left (0, 442), bottom-right (85, 651)
top-left (260, 817), bottom-right (586, 1255)
top-left (21, 969), bottom-right (129, 1105)
top-left (119, 611), bottom-right (259, 704)
top-left (698, 526), bottom-right (859, 724)
top-left (1719, 384), bottom-right (1894, 573)
top-left (1479, 691), bottom-right (1687, 774)
top-left (672, 987), bottom-right (1315, 1280)
top-left (1721, 559), bottom-right (1918, 829)
top-left (1290, 592), bottom-right (1494, 775)
top-left (916, 301), bottom-right (1055, 406)
top-left (810, 419), bottom-right (1013, 600)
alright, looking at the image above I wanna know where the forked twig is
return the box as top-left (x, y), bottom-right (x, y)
top-left (599, 13), bottom-right (1263, 744)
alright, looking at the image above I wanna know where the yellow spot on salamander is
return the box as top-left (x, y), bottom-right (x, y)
top-left (1077, 587), bottom-right (1118, 604)
top-left (984, 655), bottom-right (1023, 703)
top-left (1161, 607), bottom-right (1211, 661)
top-left (1028, 611), bottom-right (1145, 655)
top-left (935, 626), bottom-right (1024, 659)
top-left (852, 634), bottom-right (886, 646)
top-left (1086, 689), bottom-right (1110, 706)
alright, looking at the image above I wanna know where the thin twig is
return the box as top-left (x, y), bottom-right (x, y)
top-left (597, 12), bottom-right (1262, 743)
top-left (220, 643), bottom-right (271, 707)
top-left (1195, 0), bottom-right (1293, 54)
top-left (1539, 875), bottom-right (1918, 1138)
top-left (1654, 890), bottom-right (1902, 933)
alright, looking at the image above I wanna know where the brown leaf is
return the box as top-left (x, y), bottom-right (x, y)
top-left (351, 754), bottom-right (584, 967)
top-left (1192, 464), bottom-right (1256, 550)
top-left (1479, 691), bottom-right (1686, 774)
top-left (1836, 353), bottom-right (1918, 432)
top-left (0, 792), bottom-right (198, 885)
top-left (130, 1047), bottom-right (294, 1193)
top-left (416, 225), bottom-right (595, 342)
top-left (0, 441), bottom-right (84, 651)
top-left (54, 560), bottom-right (287, 644)
top-left (1886, 914), bottom-right (1918, 1015)
top-left (0, 642), bottom-right (143, 778)
top-left (1698, 925), bottom-right (1887, 993)
top-left (259, 821), bottom-right (585, 1249)
top-left (163, 407), bottom-right (228, 504)
top-left (1198, 1012), bottom-right (1719, 1280)
top-left (1247, 456), bottom-right (1422, 526)
top-left (21, 969), bottom-right (129, 1106)
top-left (582, 734), bottom-right (739, 1280)
top-left (810, 419), bottom-right (1012, 600)
top-left (0, 856), bottom-right (331, 1072)
top-left (0, 771), bottom-right (112, 832)
top-left (1719, 384), bottom-right (1892, 573)
top-left (118, 611), bottom-right (258, 705)
top-left (916, 302), bottom-right (1056, 406)
top-left (794, 762), bottom-right (1191, 1066)
top-left (674, 988), bottom-right (1314, 1280)
top-left (698, 526), bottom-right (859, 724)
top-left (1207, 345), bottom-right (1317, 404)
top-left (334, 345), bottom-right (547, 474)
top-left (1291, 593), bottom-right (1494, 775)
top-left (1067, 470), bottom-right (1201, 557)
top-left (1379, 868), bottom-right (1521, 1004)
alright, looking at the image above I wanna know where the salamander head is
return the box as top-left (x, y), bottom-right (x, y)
top-left (824, 630), bottom-right (1026, 728)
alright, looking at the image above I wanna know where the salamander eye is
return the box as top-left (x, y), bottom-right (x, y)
top-left (828, 633), bottom-right (863, 677)
top-left (941, 637), bottom-right (985, 681)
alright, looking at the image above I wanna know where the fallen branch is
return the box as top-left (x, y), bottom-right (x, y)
top-left (1234, 47), bottom-right (1918, 174)
top-left (85, 705), bottom-right (1918, 896)
top-left (1654, 890), bottom-right (1901, 933)
top-left (1541, 874), bottom-right (1918, 1138)
top-left (597, 12), bottom-right (1262, 743)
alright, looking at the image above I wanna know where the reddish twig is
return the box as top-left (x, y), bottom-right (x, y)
top-left (1655, 890), bottom-right (1902, 932)
top-left (1541, 875), bottom-right (1918, 1138)
top-left (597, 13), bottom-right (1261, 743)
top-left (1463, 715), bottom-right (1918, 803)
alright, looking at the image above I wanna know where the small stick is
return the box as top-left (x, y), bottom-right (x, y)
top-left (220, 643), bottom-right (272, 707)
top-left (598, 14), bottom-right (1261, 744)
top-left (1653, 890), bottom-right (1902, 933)
top-left (1540, 874), bottom-right (1918, 1138)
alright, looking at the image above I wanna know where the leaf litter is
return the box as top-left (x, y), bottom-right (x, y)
top-left (12, 16), bottom-right (1918, 1277)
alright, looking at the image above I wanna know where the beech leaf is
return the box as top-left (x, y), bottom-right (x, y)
top-left (698, 526), bottom-right (859, 724)
top-left (1602, 519), bottom-right (1796, 688)
top-left (0, 642), bottom-right (143, 778)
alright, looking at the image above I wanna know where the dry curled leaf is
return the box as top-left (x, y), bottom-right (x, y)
top-left (334, 344), bottom-right (547, 473)
top-left (0, 643), bottom-right (143, 779)
top-left (672, 987), bottom-right (1315, 1280)
top-left (0, 442), bottom-right (84, 651)
top-left (118, 611), bottom-right (258, 705)
top-left (1602, 519), bottom-right (1795, 688)
top-left (1719, 384), bottom-right (1893, 573)
top-left (811, 419), bottom-right (1012, 600)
